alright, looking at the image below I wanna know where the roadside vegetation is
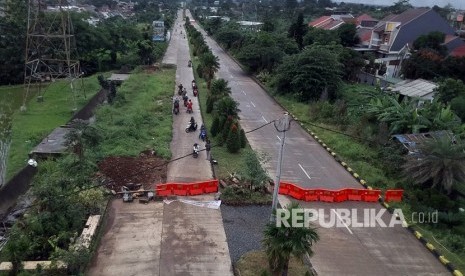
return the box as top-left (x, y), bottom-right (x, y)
top-left (1, 68), bottom-right (175, 275)
top-left (193, 0), bottom-right (465, 271)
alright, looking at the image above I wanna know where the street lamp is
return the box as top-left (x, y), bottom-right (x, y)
top-left (270, 112), bottom-right (291, 222)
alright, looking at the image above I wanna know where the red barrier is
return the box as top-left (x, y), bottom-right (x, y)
top-left (173, 183), bottom-right (189, 196)
top-left (203, 180), bottom-right (218, 193)
top-left (385, 189), bottom-right (404, 202)
top-left (156, 184), bottom-right (172, 196)
top-left (303, 189), bottom-right (319, 201)
top-left (288, 184), bottom-right (304, 200)
top-left (278, 182), bottom-right (291, 195)
top-left (362, 190), bottom-right (381, 202)
top-left (333, 189), bottom-right (348, 202)
top-left (320, 190), bottom-right (335, 202)
top-left (189, 183), bottom-right (204, 196)
top-left (347, 189), bottom-right (363, 201)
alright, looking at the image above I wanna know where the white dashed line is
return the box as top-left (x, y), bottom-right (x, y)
top-left (277, 135), bottom-right (281, 141)
top-left (262, 116), bottom-right (268, 123)
top-left (250, 101), bottom-right (256, 107)
top-left (242, 91), bottom-right (246, 95)
top-left (332, 210), bottom-right (353, 235)
top-left (298, 163), bottom-right (311, 179)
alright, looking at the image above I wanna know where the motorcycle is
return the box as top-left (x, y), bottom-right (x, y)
top-left (199, 128), bottom-right (207, 141)
top-left (185, 121), bottom-right (198, 132)
top-left (183, 95), bottom-right (189, 107)
top-left (173, 100), bottom-right (180, 115)
top-left (178, 85), bottom-right (183, 95)
top-left (193, 88), bottom-right (198, 97)
top-left (187, 105), bottom-right (193, 114)
top-left (193, 143), bottom-right (199, 158)
top-left (188, 60), bottom-right (192, 67)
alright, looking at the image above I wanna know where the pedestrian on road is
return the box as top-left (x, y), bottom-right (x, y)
top-left (205, 139), bottom-right (211, 161)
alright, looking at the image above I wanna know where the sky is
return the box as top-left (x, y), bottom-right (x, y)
top-left (332, 0), bottom-right (465, 10)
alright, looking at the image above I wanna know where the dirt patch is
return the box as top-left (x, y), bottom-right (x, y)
top-left (98, 151), bottom-right (168, 190)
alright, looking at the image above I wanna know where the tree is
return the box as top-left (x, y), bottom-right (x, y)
top-left (413, 31), bottom-right (447, 56)
top-left (401, 49), bottom-right (442, 80)
top-left (226, 123), bottom-right (241, 153)
top-left (450, 96), bottom-right (465, 122)
top-left (389, 0), bottom-right (412, 14)
top-left (214, 96), bottom-right (240, 118)
top-left (287, 13), bottom-right (307, 50)
top-left (263, 202), bottom-right (319, 276)
top-left (211, 116), bottom-right (221, 137)
top-left (403, 137), bottom-right (465, 194)
top-left (240, 129), bottom-right (247, 148)
top-left (0, 0), bottom-right (27, 84)
top-left (303, 27), bottom-right (340, 46)
top-left (215, 26), bottom-right (243, 49)
top-left (337, 24), bottom-right (360, 47)
top-left (240, 150), bottom-right (269, 190)
top-left (200, 52), bottom-right (220, 89)
top-left (442, 56), bottom-right (465, 83)
top-left (435, 78), bottom-right (465, 104)
top-left (339, 48), bottom-right (365, 82)
top-left (273, 45), bottom-right (343, 101)
top-left (236, 32), bottom-right (285, 73)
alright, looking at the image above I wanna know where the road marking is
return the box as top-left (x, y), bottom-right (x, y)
top-left (262, 116), bottom-right (268, 123)
top-left (332, 210), bottom-right (353, 235)
top-left (242, 91), bottom-right (246, 95)
top-left (277, 135), bottom-right (281, 141)
top-left (250, 101), bottom-right (256, 107)
top-left (298, 164), bottom-right (311, 179)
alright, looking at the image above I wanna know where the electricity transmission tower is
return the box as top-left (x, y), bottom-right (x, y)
top-left (21, 0), bottom-right (81, 111)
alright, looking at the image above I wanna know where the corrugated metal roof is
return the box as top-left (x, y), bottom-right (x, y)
top-left (389, 79), bottom-right (437, 100)
top-left (393, 131), bottom-right (454, 154)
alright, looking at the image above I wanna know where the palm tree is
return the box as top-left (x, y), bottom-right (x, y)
top-left (210, 78), bottom-right (231, 97)
top-left (263, 202), bottom-right (319, 276)
top-left (403, 136), bottom-right (465, 194)
top-left (200, 52), bottom-right (220, 89)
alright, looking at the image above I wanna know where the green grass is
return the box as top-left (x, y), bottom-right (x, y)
top-left (235, 250), bottom-right (311, 276)
top-left (94, 69), bottom-right (175, 159)
top-left (6, 76), bottom-right (103, 179)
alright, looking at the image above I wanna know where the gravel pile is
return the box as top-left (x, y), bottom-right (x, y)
top-left (221, 205), bottom-right (272, 264)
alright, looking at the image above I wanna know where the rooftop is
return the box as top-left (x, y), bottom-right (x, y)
top-left (387, 79), bottom-right (437, 100)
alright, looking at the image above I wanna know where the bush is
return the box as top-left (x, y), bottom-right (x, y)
top-left (227, 124), bottom-right (241, 153)
top-left (221, 116), bottom-right (234, 142)
top-left (240, 128), bottom-right (247, 148)
top-left (211, 116), bottom-right (220, 137)
top-left (441, 233), bottom-right (465, 254)
top-left (196, 64), bottom-right (203, 78)
top-left (206, 95), bottom-right (214, 113)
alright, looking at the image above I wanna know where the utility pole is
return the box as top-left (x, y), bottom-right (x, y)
top-left (270, 112), bottom-right (291, 222)
top-left (21, 0), bottom-right (81, 112)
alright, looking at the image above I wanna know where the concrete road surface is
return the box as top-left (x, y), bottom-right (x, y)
top-left (187, 10), bottom-right (449, 275)
top-left (88, 11), bottom-right (233, 276)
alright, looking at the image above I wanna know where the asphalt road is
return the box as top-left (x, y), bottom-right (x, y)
top-left (187, 10), bottom-right (449, 275)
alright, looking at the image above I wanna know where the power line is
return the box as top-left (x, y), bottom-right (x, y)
top-left (3, 119), bottom-right (277, 216)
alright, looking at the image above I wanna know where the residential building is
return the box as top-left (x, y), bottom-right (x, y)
top-left (368, 8), bottom-right (463, 77)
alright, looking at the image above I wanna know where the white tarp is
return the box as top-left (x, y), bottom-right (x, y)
top-left (163, 199), bottom-right (221, 209)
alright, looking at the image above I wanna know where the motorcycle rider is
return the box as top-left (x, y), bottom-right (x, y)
top-left (199, 124), bottom-right (207, 140)
top-left (189, 116), bottom-right (196, 130)
top-left (173, 97), bottom-right (180, 114)
top-left (187, 99), bottom-right (193, 113)
top-left (193, 143), bottom-right (199, 157)
top-left (178, 83), bottom-right (183, 94)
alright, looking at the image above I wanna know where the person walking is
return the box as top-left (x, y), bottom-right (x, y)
top-left (205, 139), bottom-right (211, 161)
